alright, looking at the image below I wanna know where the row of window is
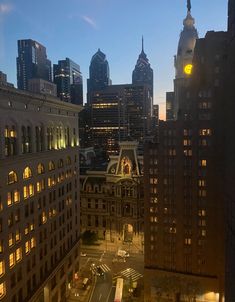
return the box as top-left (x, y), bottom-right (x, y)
top-left (8, 159), bottom-right (73, 185)
top-left (4, 125), bottom-right (78, 156)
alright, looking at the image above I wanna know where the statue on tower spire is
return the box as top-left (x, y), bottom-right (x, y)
top-left (187, 0), bottom-right (191, 12)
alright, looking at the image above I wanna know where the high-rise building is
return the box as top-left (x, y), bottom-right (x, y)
top-left (90, 84), bottom-right (153, 155)
top-left (132, 37), bottom-right (154, 99)
top-left (166, 1), bottom-right (198, 120)
top-left (17, 39), bottom-right (52, 91)
top-left (87, 49), bottom-right (111, 104)
top-left (144, 1), bottom-right (235, 301)
top-left (53, 58), bottom-right (83, 105)
top-left (0, 85), bottom-right (81, 301)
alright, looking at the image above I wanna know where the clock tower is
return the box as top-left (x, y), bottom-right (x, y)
top-left (170, 0), bottom-right (198, 120)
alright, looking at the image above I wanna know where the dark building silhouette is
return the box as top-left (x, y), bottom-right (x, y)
top-left (144, 1), bottom-right (235, 301)
top-left (53, 57), bottom-right (83, 105)
top-left (17, 39), bottom-right (52, 91)
top-left (87, 49), bottom-right (111, 104)
top-left (132, 37), bottom-right (154, 99)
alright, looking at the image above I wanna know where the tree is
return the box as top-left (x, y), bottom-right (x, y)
top-left (82, 230), bottom-right (98, 245)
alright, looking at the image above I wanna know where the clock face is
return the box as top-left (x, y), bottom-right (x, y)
top-left (184, 64), bottom-right (193, 75)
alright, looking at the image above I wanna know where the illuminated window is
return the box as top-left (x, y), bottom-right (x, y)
top-left (0, 261), bottom-right (4, 276)
top-left (198, 209), bottom-right (206, 217)
top-left (199, 189), bottom-right (207, 197)
top-left (14, 190), bottom-right (20, 203)
top-left (30, 223), bottom-right (34, 231)
top-left (201, 230), bottom-right (206, 237)
top-left (0, 282), bottom-right (6, 298)
top-left (15, 230), bottom-right (20, 242)
top-left (23, 186), bottom-right (29, 199)
top-left (9, 252), bottom-right (15, 267)
top-left (9, 233), bottom-right (14, 247)
top-left (48, 161), bottom-right (55, 171)
top-left (31, 237), bottom-right (36, 248)
top-left (23, 167), bottom-right (32, 179)
top-left (25, 241), bottom-right (30, 254)
top-left (16, 248), bottom-right (22, 262)
top-left (29, 184), bottom-right (34, 197)
top-left (58, 159), bottom-right (64, 168)
top-left (199, 129), bottom-right (212, 136)
top-left (185, 238), bottom-right (191, 245)
top-left (42, 212), bottom-right (47, 224)
top-left (37, 163), bottom-right (45, 174)
top-left (5, 126), bottom-right (17, 157)
top-left (0, 241), bottom-right (3, 253)
top-left (8, 171), bottom-right (18, 184)
top-left (199, 159), bottom-right (207, 167)
top-left (7, 192), bottom-right (13, 206)
top-left (198, 179), bottom-right (206, 187)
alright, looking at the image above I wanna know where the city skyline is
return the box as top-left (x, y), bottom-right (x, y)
top-left (0, 0), bottom-right (227, 119)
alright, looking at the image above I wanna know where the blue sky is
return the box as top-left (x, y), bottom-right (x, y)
top-left (0, 0), bottom-right (227, 118)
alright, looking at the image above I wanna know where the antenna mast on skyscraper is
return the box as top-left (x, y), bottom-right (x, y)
top-left (187, 0), bottom-right (191, 12)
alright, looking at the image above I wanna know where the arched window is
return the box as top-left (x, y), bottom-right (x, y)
top-left (22, 126), bottom-right (31, 154)
top-left (58, 159), bottom-right (64, 169)
top-left (5, 126), bottom-right (17, 156)
top-left (23, 167), bottom-right (32, 179)
top-left (48, 161), bottom-right (55, 171)
top-left (66, 156), bottom-right (71, 166)
top-left (8, 171), bottom-right (18, 184)
top-left (37, 163), bottom-right (45, 174)
top-left (47, 127), bottom-right (53, 150)
top-left (35, 126), bottom-right (44, 152)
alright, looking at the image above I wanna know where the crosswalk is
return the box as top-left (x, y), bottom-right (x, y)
top-left (90, 263), bottom-right (111, 275)
top-left (118, 268), bottom-right (143, 282)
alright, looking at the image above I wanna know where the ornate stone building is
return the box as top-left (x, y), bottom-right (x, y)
top-left (80, 141), bottom-right (144, 251)
top-left (0, 85), bottom-right (81, 302)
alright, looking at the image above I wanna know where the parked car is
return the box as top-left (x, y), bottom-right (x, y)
top-left (96, 266), bottom-right (104, 276)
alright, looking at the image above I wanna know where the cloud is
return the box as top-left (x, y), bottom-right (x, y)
top-left (81, 15), bottom-right (97, 29)
top-left (0, 3), bottom-right (13, 15)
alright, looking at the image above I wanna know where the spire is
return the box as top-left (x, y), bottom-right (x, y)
top-left (142, 35), bottom-right (144, 53)
top-left (187, 0), bottom-right (191, 12)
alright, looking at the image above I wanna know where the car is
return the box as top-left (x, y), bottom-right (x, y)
top-left (80, 252), bottom-right (87, 257)
top-left (96, 266), bottom-right (104, 276)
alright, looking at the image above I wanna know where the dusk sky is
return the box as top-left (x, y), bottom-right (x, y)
top-left (0, 0), bottom-right (227, 119)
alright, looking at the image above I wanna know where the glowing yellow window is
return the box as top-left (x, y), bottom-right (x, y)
top-left (29, 184), bottom-right (34, 196)
top-left (9, 252), bottom-right (15, 267)
top-left (42, 212), bottom-right (47, 224)
top-left (37, 163), bottom-right (45, 174)
top-left (30, 223), bottom-right (34, 231)
top-left (0, 241), bottom-right (3, 253)
top-left (0, 282), bottom-right (6, 298)
top-left (15, 230), bottom-right (20, 242)
top-left (23, 186), bottom-right (29, 199)
top-left (31, 237), bottom-right (36, 248)
top-left (8, 171), bottom-right (18, 184)
top-left (8, 233), bottom-right (14, 247)
top-left (24, 226), bottom-right (29, 235)
top-left (16, 248), bottom-right (22, 262)
top-left (25, 241), bottom-right (30, 254)
top-left (36, 182), bottom-right (41, 193)
top-left (48, 178), bottom-right (52, 187)
top-left (7, 192), bottom-right (13, 206)
top-left (23, 167), bottom-right (32, 179)
top-left (48, 161), bottom-right (55, 171)
top-left (0, 261), bottom-right (4, 276)
top-left (14, 190), bottom-right (20, 203)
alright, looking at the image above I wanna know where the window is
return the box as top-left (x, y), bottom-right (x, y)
top-left (37, 163), bottom-right (45, 174)
top-left (23, 167), bottom-right (32, 179)
top-left (9, 253), bottom-right (15, 267)
top-left (5, 126), bottom-right (17, 157)
top-left (8, 171), bottom-right (18, 184)
top-left (48, 161), bottom-right (55, 171)
top-left (0, 261), bottom-right (4, 276)
top-left (0, 282), bottom-right (6, 298)
top-left (16, 248), bottom-right (22, 262)
top-left (185, 238), bottom-right (191, 245)
top-left (35, 126), bottom-right (44, 152)
top-left (21, 126), bottom-right (32, 154)
top-left (58, 159), bottom-right (64, 169)
top-left (9, 233), bottom-right (14, 247)
top-left (199, 129), bottom-right (212, 136)
top-left (66, 156), bottom-right (71, 166)
top-left (25, 241), bottom-right (30, 254)
top-left (199, 159), bottom-right (207, 167)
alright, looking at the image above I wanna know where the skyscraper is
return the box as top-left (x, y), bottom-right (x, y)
top-left (132, 37), bottom-right (154, 99)
top-left (53, 58), bottom-right (83, 105)
top-left (144, 1), bottom-right (235, 301)
top-left (166, 0), bottom-right (198, 120)
top-left (17, 39), bottom-right (52, 91)
top-left (87, 49), bottom-right (111, 104)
